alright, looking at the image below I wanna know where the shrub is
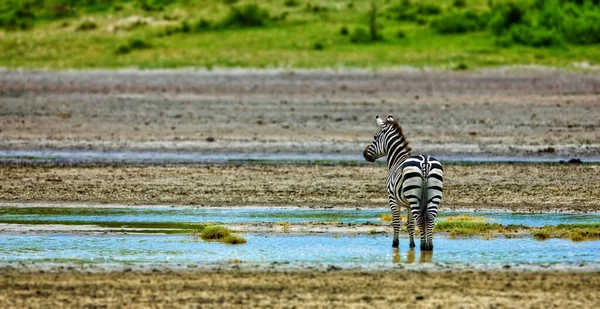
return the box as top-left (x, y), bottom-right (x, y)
top-left (488, 2), bottom-right (525, 35)
top-left (313, 42), bottom-right (324, 50)
top-left (350, 27), bottom-right (372, 43)
top-left (76, 20), bottom-right (98, 31)
top-left (201, 225), bottom-right (231, 240)
top-left (340, 26), bottom-right (349, 35)
top-left (284, 0), bottom-right (299, 7)
top-left (0, 5), bottom-right (35, 30)
top-left (431, 11), bottom-right (483, 34)
top-left (116, 37), bottom-right (151, 54)
top-left (129, 37), bottom-right (150, 49)
top-left (562, 10), bottom-right (600, 45)
top-left (200, 225), bottom-right (247, 244)
top-left (218, 3), bottom-right (271, 28)
top-left (510, 25), bottom-right (561, 47)
top-left (453, 0), bottom-right (467, 8)
top-left (396, 29), bottom-right (406, 38)
top-left (388, 1), bottom-right (442, 22)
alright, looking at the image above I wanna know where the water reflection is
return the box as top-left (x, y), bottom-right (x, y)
top-left (391, 248), bottom-right (432, 264)
top-left (419, 250), bottom-right (433, 264)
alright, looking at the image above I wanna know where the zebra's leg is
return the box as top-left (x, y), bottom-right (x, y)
top-left (424, 201), bottom-right (440, 251)
top-left (408, 200), bottom-right (427, 250)
top-left (405, 210), bottom-right (416, 248)
top-left (389, 200), bottom-right (401, 248)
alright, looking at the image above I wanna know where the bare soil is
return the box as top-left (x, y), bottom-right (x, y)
top-left (0, 269), bottom-right (598, 308)
top-left (1, 69), bottom-right (599, 156)
top-left (1, 163), bottom-right (599, 212)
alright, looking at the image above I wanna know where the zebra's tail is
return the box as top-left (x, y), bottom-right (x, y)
top-left (419, 158), bottom-right (431, 218)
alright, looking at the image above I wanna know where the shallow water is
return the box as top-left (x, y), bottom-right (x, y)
top-left (1, 206), bottom-right (598, 227)
top-left (1, 149), bottom-right (598, 164)
top-left (1, 234), bottom-right (598, 268)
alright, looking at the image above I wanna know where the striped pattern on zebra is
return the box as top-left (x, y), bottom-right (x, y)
top-left (363, 115), bottom-right (443, 250)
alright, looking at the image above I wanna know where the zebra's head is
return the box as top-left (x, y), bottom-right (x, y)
top-left (363, 115), bottom-right (397, 162)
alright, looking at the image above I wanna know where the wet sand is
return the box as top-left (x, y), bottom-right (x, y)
top-left (1, 163), bottom-right (599, 212)
top-left (1, 269), bottom-right (598, 308)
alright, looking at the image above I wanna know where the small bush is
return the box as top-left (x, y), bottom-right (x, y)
top-left (510, 25), bottom-right (560, 47)
top-left (180, 20), bottom-right (191, 32)
top-left (388, 1), bottom-right (442, 23)
top-left (115, 45), bottom-right (132, 54)
top-left (454, 63), bottom-right (469, 71)
top-left (116, 37), bottom-right (151, 54)
top-left (218, 3), bottom-right (271, 28)
top-left (431, 11), bottom-right (483, 34)
top-left (194, 18), bottom-right (211, 31)
top-left (350, 27), bottom-right (372, 43)
top-left (313, 42), bottom-right (324, 50)
top-left (0, 6), bottom-right (35, 30)
top-left (284, 0), bottom-right (299, 7)
top-left (453, 0), bottom-right (467, 8)
top-left (76, 20), bottom-right (98, 31)
top-left (396, 29), bottom-right (406, 38)
top-left (340, 26), bottom-right (349, 35)
top-left (488, 2), bottom-right (525, 35)
top-left (200, 225), bottom-right (247, 245)
top-left (129, 37), bottom-right (150, 49)
top-left (201, 225), bottom-right (231, 240)
top-left (222, 234), bottom-right (247, 244)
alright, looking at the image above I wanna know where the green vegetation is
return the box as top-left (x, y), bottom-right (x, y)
top-left (533, 223), bottom-right (600, 242)
top-left (200, 225), bottom-right (247, 244)
top-left (435, 220), bottom-right (523, 237)
top-left (0, 0), bottom-right (598, 69)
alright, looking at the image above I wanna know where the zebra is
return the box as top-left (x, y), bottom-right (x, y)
top-left (363, 115), bottom-right (443, 250)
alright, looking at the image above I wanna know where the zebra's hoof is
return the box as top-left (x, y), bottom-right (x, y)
top-left (409, 241), bottom-right (416, 248)
top-left (420, 242), bottom-right (433, 251)
top-left (392, 240), bottom-right (399, 248)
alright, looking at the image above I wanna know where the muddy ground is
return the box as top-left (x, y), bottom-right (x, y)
top-left (1, 69), bottom-right (599, 156)
top-left (1, 69), bottom-right (599, 308)
top-left (1, 269), bottom-right (598, 308)
top-left (1, 163), bottom-right (599, 212)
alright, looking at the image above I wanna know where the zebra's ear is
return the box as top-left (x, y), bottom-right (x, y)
top-left (376, 115), bottom-right (384, 127)
top-left (387, 115), bottom-right (394, 122)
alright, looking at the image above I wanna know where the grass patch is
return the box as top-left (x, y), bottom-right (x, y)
top-left (200, 225), bottom-right (246, 245)
top-left (434, 221), bottom-right (523, 237)
top-left (442, 215), bottom-right (486, 222)
top-left (379, 213), bottom-right (392, 222)
top-left (533, 223), bottom-right (600, 242)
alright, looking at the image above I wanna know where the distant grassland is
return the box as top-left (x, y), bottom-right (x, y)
top-left (0, 0), bottom-right (599, 69)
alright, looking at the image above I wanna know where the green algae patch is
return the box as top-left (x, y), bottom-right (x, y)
top-left (434, 221), bottom-right (523, 237)
top-left (200, 225), bottom-right (246, 245)
top-left (533, 223), bottom-right (600, 242)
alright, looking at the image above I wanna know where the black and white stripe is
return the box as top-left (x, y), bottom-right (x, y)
top-left (364, 115), bottom-right (443, 250)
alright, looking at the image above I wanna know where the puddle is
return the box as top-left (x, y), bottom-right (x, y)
top-left (0, 234), bottom-right (598, 269)
top-left (1, 206), bottom-right (598, 227)
top-left (1, 149), bottom-right (598, 164)
top-left (1, 205), bottom-right (598, 270)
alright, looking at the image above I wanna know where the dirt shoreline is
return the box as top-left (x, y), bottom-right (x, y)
top-left (1, 163), bottom-right (599, 212)
top-left (1, 269), bottom-right (598, 308)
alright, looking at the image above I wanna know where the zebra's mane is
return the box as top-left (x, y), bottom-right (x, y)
top-left (385, 119), bottom-right (412, 153)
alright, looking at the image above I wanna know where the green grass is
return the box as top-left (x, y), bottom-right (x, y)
top-left (200, 225), bottom-right (247, 244)
top-left (434, 220), bottom-right (523, 237)
top-left (0, 0), bottom-right (598, 69)
top-left (533, 223), bottom-right (600, 242)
